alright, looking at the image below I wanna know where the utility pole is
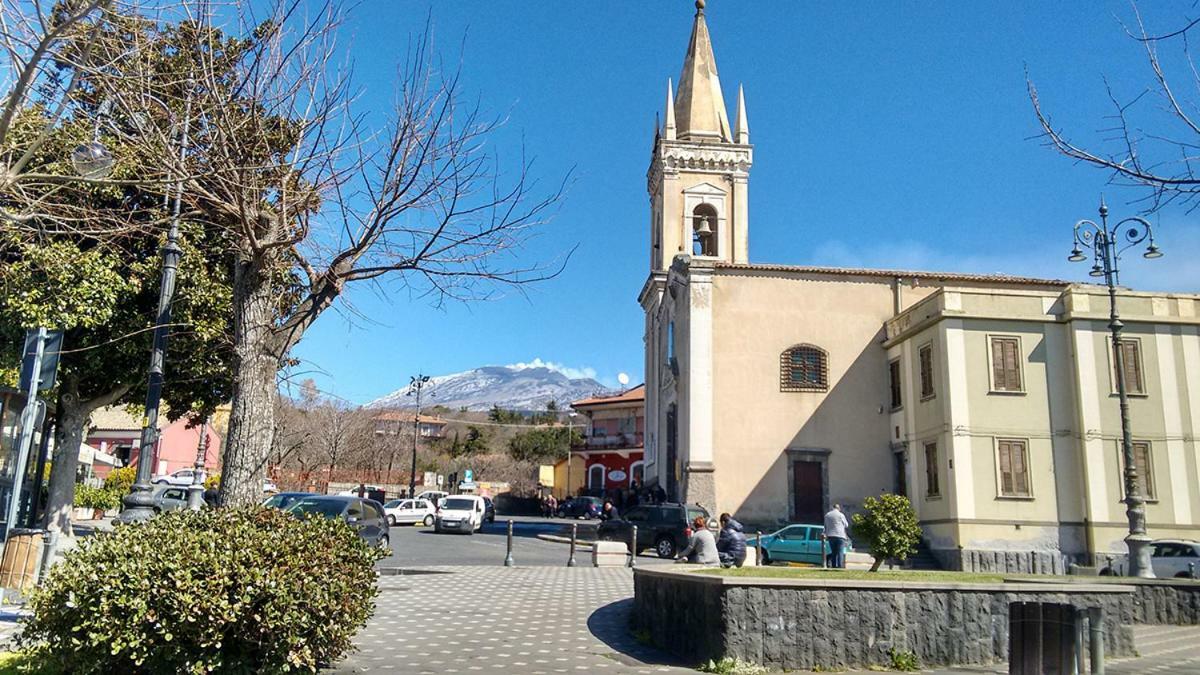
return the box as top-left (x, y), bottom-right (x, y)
top-left (406, 374), bottom-right (431, 498)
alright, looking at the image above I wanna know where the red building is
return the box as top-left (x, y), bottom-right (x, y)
top-left (85, 406), bottom-right (221, 479)
top-left (570, 385), bottom-right (645, 496)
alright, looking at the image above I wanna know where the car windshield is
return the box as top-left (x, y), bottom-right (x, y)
top-left (384, 500), bottom-right (402, 508)
top-left (441, 498), bottom-right (476, 511)
top-left (287, 499), bottom-right (346, 518)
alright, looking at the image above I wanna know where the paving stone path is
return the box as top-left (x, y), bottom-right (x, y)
top-left (332, 566), bottom-right (692, 674)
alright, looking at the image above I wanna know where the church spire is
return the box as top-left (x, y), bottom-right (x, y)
top-left (664, 78), bottom-right (677, 141)
top-left (734, 84), bottom-right (748, 144)
top-left (674, 0), bottom-right (730, 142)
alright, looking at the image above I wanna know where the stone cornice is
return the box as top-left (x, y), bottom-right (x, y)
top-left (647, 139), bottom-right (753, 194)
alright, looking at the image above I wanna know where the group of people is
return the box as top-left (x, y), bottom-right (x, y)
top-left (675, 513), bottom-right (746, 568)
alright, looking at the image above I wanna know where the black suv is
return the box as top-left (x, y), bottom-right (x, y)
top-left (596, 502), bottom-right (711, 559)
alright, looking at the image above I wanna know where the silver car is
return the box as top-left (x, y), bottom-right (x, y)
top-left (152, 484), bottom-right (191, 512)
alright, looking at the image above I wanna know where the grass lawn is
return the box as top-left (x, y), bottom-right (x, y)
top-left (695, 567), bottom-right (1025, 583)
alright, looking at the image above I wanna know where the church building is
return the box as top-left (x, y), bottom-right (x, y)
top-left (640, 1), bottom-right (1200, 572)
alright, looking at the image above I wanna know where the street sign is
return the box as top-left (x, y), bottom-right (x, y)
top-left (464, 469), bottom-right (474, 483)
top-left (18, 329), bottom-right (63, 392)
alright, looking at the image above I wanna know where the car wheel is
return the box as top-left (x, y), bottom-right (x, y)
top-left (1098, 567), bottom-right (1115, 576)
top-left (378, 534), bottom-right (390, 550)
top-left (656, 536), bottom-right (677, 559)
top-left (760, 549), bottom-right (772, 565)
top-left (387, 515), bottom-right (396, 526)
top-left (1176, 572), bottom-right (1194, 579)
top-left (423, 514), bottom-right (434, 526)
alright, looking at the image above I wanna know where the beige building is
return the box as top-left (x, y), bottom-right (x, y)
top-left (639, 2), bottom-right (1200, 572)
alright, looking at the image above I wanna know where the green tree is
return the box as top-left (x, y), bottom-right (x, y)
top-left (488, 405), bottom-right (524, 425)
top-left (850, 493), bottom-right (922, 572)
top-left (507, 426), bottom-right (578, 464)
top-left (461, 426), bottom-right (490, 456)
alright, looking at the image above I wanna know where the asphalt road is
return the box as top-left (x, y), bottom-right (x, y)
top-left (378, 515), bottom-right (675, 568)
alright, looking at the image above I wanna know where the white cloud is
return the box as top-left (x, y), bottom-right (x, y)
top-left (507, 357), bottom-right (599, 381)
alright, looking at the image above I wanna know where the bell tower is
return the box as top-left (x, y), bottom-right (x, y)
top-left (648, 0), bottom-right (752, 272)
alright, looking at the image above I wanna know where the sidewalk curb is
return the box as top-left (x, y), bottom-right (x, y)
top-left (536, 533), bottom-right (595, 549)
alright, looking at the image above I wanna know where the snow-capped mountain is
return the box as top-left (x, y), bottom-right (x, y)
top-left (367, 365), bottom-right (614, 412)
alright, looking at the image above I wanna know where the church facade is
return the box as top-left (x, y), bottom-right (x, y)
top-left (640, 2), bottom-right (1200, 572)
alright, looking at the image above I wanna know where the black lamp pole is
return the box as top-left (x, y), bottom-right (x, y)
top-left (1068, 199), bottom-right (1164, 578)
top-left (406, 374), bottom-right (430, 498)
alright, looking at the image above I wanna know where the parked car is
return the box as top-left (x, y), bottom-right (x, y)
top-left (482, 496), bottom-right (496, 524)
top-left (152, 468), bottom-right (199, 486)
top-left (1150, 540), bottom-right (1200, 578)
top-left (152, 484), bottom-right (191, 512)
top-left (434, 495), bottom-right (487, 534)
top-left (285, 495), bottom-right (390, 548)
top-left (383, 498), bottom-right (436, 526)
top-left (747, 524), bottom-right (850, 565)
top-left (261, 492), bottom-right (315, 510)
top-left (416, 490), bottom-right (448, 506)
top-left (556, 496), bottom-right (603, 520)
top-left (597, 502), bottom-right (711, 559)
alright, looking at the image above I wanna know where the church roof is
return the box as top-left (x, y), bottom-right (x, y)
top-left (674, 0), bottom-right (731, 142)
top-left (714, 262), bottom-right (1072, 287)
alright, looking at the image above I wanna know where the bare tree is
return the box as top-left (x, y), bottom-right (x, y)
top-left (1030, 4), bottom-right (1200, 211)
top-left (96, 1), bottom-right (567, 505)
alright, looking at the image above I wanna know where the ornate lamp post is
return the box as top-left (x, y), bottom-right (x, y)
top-left (1068, 199), bottom-right (1164, 578)
top-left (406, 374), bottom-right (431, 499)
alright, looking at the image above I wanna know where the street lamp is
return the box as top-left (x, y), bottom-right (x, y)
top-left (1068, 198), bottom-right (1164, 578)
top-left (406, 374), bottom-right (431, 499)
top-left (565, 411), bottom-right (579, 499)
top-left (117, 91), bottom-right (193, 523)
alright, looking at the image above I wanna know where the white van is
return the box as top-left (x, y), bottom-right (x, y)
top-left (434, 495), bottom-right (486, 534)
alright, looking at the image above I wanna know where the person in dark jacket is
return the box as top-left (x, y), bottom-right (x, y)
top-left (601, 500), bottom-right (620, 521)
top-left (716, 513), bottom-right (747, 567)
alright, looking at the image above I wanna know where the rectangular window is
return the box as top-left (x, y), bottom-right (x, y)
top-left (997, 439), bottom-right (1031, 497)
top-left (990, 336), bottom-right (1023, 392)
top-left (919, 344), bottom-right (935, 399)
top-left (1114, 338), bottom-right (1145, 395)
top-left (889, 359), bottom-right (902, 409)
top-left (924, 442), bottom-right (940, 497)
top-left (1126, 441), bottom-right (1156, 500)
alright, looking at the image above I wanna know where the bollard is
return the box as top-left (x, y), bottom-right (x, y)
top-left (821, 533), bottom-right (828, 569)
top-left (1088, 606), bottom-right (1105, 675)
top-left (504, 519), bottom-right (514, 567)
top-left (756, 531), bottom-right (763, 567)
top-left (629, 525), bottom-right (637, 568)
top-left (567, 523), bottom-right (577, 567)
top-left (37, 530), bottom-right (58, 586)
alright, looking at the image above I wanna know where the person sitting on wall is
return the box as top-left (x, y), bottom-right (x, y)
top-left (601, 499), bottom-right (620, 522)
top-left (716, 512), bottom-right (747, 568)
top-left (675, 516), bottom-right (720, 566)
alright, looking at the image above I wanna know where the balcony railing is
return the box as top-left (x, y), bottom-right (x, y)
top-left (571, 432), bottom-right (643, 452)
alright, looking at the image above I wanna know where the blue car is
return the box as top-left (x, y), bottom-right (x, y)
top-left (748, 524), bottom-right (851, 565)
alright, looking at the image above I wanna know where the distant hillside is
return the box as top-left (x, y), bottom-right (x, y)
top-left (367, 365), bottom-right (614, 411)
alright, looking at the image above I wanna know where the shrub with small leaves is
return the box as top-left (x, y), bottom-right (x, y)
top-left (20, 506), bottom-right (387, 674)
top-left (851, 493), bottom-right (922, 572)
top-left (72, 483), bottom-right (120, 511)
top-left (103, 466), bottom-right (137, 494)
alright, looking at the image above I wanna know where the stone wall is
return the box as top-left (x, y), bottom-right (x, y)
top-left (1005, 576), bottom-right (1200, 625)
top-left (632, 569), bottom-right (1136, 671)
top-left (932, 548), bottom-right (1071, 575)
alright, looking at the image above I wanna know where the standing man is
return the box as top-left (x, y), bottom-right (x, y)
top-left (823, 504), bottom-right (850, 569)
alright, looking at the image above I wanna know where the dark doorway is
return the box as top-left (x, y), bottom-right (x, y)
top-left (792, 460), bottom-right (823, 523)
top-left (894, 451), bottom-right (908, 497)
top-left (665, 405), bottom-right (678, 501)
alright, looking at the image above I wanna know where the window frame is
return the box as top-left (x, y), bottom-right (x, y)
top-left (994, 437), bottom-right (1034, 499)
top-left (919, 342), bottom-right (936, 401)
top-left (587, 463), bottom-right (607, 490)
top-left (1107, 336), bottom-right (1147, 397)
top-left (987, 334), bottom-right (1025, 394)
top-left (888, 358), bottom-right (903, 410)
top-left (1118, 440), bottom-right (1157, 502)
top-left (923, 441), bottom-right (940, 499)
top-left (780, 344), bottom-right (829, 393)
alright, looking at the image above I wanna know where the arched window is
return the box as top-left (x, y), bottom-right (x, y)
top-left (588, 464), bottom-right (606, 490)
top-left (780, 344), bottom-right (828, 392)
top-left (629, 461), bottom-right (645, 487)
top-left (692, 203), bottom-right (718, 257)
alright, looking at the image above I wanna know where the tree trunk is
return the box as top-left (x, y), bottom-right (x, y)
top-left (219, 256), bottom-right (281, 506)
top-left (870, 556), bottom-right (884, 572)
top-left (42, 378), bottom-right (127, 533)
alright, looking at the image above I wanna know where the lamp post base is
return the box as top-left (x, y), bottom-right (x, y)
top-left (1125, 532), bottom-right (1156, 578)
top-left (115, 483), bottom-right (158, 524)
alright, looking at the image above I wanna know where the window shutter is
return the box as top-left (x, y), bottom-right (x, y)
top-left (1132, 442), bottom-right (1154, 498)
top-left (1122, 341), bottom-right (1143, 394)
top-left (920, 345), bottom-right (934, 398)
top-left (889, 360), bottom-right (902, 409)
top-left (991, 340), bottom-right (1006, 389)
top-left (998, 441), bottom-right (1013, 494)
top-left (1011, 441), bottom-right (1028, 495)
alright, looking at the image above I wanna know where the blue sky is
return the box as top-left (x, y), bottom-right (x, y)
top-left (289, 1), bottom-right (1200, 404)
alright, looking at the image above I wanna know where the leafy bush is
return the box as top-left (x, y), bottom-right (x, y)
top-left (20, 507), bottom-right (387, 674)
top-left (698, 658), bottom-right (767, 675)
top-left (103, 466), bottom-right (137, 494)
top-left (850, 493), bottom-right (922, 572)
top-left (888, 647), bottom-right (919, 671)
top-left (204, 472), bottom-right (220, 490)
top-left (72, 484), bottom-right (120, 511)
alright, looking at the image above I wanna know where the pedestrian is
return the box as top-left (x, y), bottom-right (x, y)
top-left (547, 494), bottom-right (558, 518)
top-left (601, 499), bottom-right (620, 522)
top-left (716, 512), bottom-right (747, 568)
top-left (356, 482), bottom-right (366, 498)
top-left (652, 484), bottom-right (666, 504)
top-left (675, 516), bottom-right (720, 566)
top-left (823, 503), bottom-right (850, 569)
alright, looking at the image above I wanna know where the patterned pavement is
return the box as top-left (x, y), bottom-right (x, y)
top-left (332, 566), bottom-right (692, 674)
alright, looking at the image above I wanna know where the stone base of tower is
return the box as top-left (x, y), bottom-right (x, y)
top-left (683, 462), bottom-right (716, 515)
